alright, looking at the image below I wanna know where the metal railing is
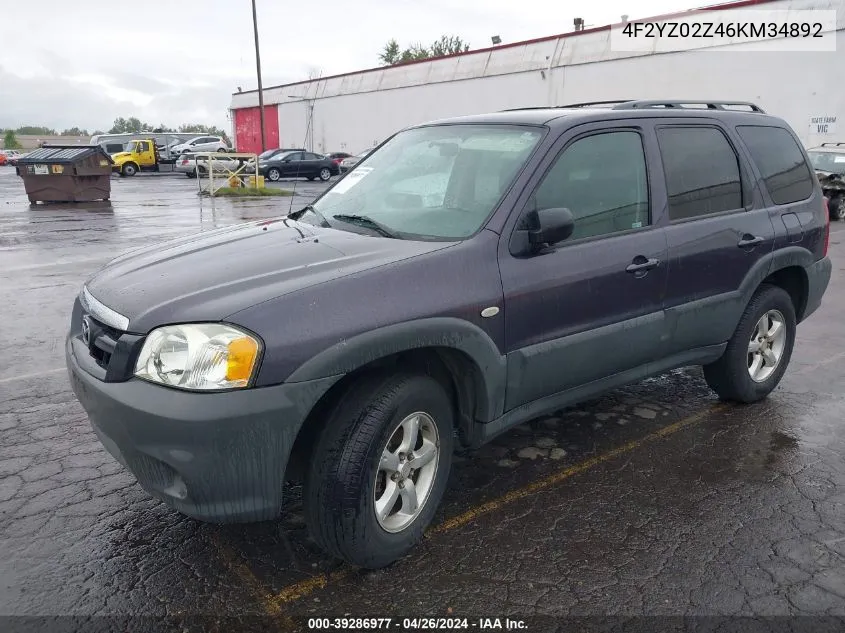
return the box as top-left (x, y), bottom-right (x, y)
top-left (193, 152), bottom-right (260, 196)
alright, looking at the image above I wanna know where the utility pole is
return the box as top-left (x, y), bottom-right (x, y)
top-left (251, 0), bottom-right (266, 152)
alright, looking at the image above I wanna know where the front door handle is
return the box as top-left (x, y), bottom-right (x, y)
top-left (626, 257), bottom-right (660, 274)
top-left (738, 235), bottom-right (764, 248)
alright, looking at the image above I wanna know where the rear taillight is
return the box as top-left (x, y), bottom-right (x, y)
top-left (823, 196), bottom-right (830, 257)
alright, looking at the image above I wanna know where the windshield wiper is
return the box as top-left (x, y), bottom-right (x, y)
top-left (287, 204), bottom-right (328, 225)
top-left (331, 214), bottom-right (399, 239)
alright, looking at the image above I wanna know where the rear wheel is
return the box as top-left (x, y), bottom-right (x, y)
top-left (304, 372), bottom-right (453, 568)
top-left (703, 284), bottom-right (796, 403)
top-left (217, 148), bottom-right (226, 153)
top-left (319, 167), bottom-right (332, 182)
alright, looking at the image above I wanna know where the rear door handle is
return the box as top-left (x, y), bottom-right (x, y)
top-left (738, 235), bottom-right (764, 248)
top-left (626, 257), bottom-right (660, 274)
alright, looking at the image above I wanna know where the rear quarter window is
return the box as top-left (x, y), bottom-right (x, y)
top-left (736, 125), bottom-right (814, 205)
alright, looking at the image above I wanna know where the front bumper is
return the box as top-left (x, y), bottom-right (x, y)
top-left (802, 256), bottom-right (832, 322)
top-left (66, 334), bottom-right (339, 523)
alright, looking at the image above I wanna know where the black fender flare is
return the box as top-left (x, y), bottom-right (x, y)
top-left (740, 246), bottom-right (812, 304)
top-left (285, 318), bottom-right (507, 422)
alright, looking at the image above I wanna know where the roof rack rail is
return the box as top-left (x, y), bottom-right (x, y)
top-left (500, 101), bottom-right (634, 112)
top-left (611, 100), bottom-right (765, 113)
top-left (820, 142), bottom-right (845, 147)
top-left (558, 100), bottom-right (635, 108)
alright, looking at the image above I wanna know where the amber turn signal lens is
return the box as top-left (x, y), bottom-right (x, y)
top-left (226, 337), bottom-right (259, 384)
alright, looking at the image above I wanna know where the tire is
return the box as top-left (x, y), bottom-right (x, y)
top-left (267, 167), bottom-right (281, 182)
top-left (319, 167), bottom-right (332, 182)
top-left (185, 171), bottom-right (196, 178)
top-left (307, 176), bottom-right (316, 181)
top-left (304, 372), bottom-right (454, 568)
top-left (217, 148), bottom-right (226, 153)
top-left (703, 284), bottom-right (796, 403)
top-left (197, 166), bottom-right (207, 177)
top-left (121, 163), bottom-right (137, 177)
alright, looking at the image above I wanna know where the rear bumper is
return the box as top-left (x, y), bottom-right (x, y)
top-left (802, 256), bottom-right (832, 322)
top-left (66, 334), bottom-right (339, 523)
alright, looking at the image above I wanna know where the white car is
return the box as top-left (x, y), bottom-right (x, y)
top-left (175, 153), bottom-right (247, 178)
top-left (170, 135), bottom-right (229, 155)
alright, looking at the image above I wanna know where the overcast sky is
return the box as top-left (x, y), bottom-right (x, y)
top-left (1, 0), bottom-right (694, 133)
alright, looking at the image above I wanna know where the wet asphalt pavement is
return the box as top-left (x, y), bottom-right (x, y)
top-left (1, 167), bottom-right (845, 631)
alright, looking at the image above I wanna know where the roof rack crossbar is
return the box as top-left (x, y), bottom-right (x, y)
top-left (612, 100), bottom-right (765, 113)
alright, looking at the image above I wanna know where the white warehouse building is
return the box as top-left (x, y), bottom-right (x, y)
top-left (229, 0), bottom-right (844, 155)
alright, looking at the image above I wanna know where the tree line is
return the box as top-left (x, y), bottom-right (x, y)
top-left (1, 119), bottom-right (228, 137)
top-left (379, 35), bottom-right (470, 65)
top-left (2, 118), bottom-right (228, 150)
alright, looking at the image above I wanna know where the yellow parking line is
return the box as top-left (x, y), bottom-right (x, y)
top-left (430, 403), bottom-right (727, 534)
top-left (254, 402), bottom-right (728, 608)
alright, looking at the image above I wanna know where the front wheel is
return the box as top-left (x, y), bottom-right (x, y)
top-left (703, 284), bottom-right (796, 403)
top-left (304, 373), bottom-right (453, 568)
top-left (121, 163), bottom-right (137, 177)
top-left (319, 167), bottom-right (332, 182)
top-left (267, 167), bottom-right (281, 182)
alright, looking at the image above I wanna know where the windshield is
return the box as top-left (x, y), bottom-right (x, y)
top-left (808, 150), bottom-right (845, 172)
top-left (258, 149), bottom-right (279, 159)
top-left (126, 141), bottom-right (139, 153)
top-left (303, 124), bottom-right (543, 240)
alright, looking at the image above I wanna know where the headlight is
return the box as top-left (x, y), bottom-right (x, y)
top-left (134, 323), bottom-right (261, 391)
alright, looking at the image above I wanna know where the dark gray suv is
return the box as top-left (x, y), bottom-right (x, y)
top-left (66, 100), bottom-right (832, 568)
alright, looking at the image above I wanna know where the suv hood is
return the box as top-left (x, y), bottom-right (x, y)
top-left (85, 218), bottom-right (453, 333)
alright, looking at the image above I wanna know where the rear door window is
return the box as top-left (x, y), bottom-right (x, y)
top-left (656, 126), bottom-right (744, 221)
top-left (736, 125), bottom-right (814, 205)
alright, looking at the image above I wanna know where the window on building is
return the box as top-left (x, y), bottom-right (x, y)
top-left (737, 125), bottom-right (814, 205)
top-left (532, 131), bottom-right (650, 241)
top-left (657, 126), bottom-right (743, 221)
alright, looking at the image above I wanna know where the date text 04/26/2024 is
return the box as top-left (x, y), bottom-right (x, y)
top-left (307, 618), bottom-right (528, 630)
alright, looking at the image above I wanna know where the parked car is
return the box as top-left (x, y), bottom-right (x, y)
top-left (170, 135), bottom-right (229, 155)
top-left (259, 150), bottom-right (339, 181)
top-left (66, 100), bottom-right (830, 569)
top-left (806, 142), bottom-right (845, 220)
top-left (8, 151), bottom-right (29, 167)
top-left (245, 147), bottom-right (307, 173)
top-left (339, 149), bottom-right (372, 173)
top-left (325, 152), bottom-right (353, 166)
top-left (174, 153), bottom-right (248, 178)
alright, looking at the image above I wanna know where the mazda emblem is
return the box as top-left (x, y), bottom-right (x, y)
top-left (81, 316), bottom-right (91, 347)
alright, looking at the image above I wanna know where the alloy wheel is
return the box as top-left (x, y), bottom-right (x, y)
top-left (373, 412), bottom-right (440, 533)
top-left (747, 309), bottom-right (787, 382)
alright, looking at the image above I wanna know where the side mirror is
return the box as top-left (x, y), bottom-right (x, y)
top-left (529, 207), bottom-right (575, 246)
top-left (511, 207), bottom-right (575, 256)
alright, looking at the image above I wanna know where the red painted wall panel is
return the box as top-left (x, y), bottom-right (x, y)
top-left (233, 105), bottom-right (279, 154)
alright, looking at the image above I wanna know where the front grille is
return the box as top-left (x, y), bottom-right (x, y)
top-left (88, 317), bottom-right (121, 369)
top-left (79, 312), bottom-right (145, 382)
